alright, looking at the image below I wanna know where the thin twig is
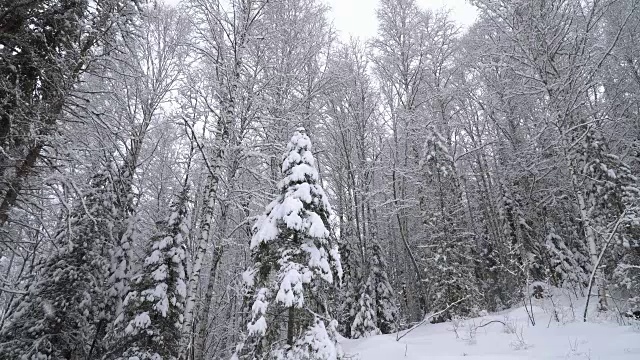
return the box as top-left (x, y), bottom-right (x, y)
top-left (396, 296), bottom-right (470, 341)
top-left (475, 320), bottom-right (507, 329)
top-left (182, 115), bottom-right (215, 177)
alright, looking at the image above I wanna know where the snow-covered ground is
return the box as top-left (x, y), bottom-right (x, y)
top-left (342, 295), bottom-right (640, 359)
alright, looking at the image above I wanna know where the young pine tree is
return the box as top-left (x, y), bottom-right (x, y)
top-left (113, 188), bottom-right (190, 360)
top-left (235, 128), bottom-right (342, 360)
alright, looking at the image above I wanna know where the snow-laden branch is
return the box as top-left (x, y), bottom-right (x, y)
top-left (0, 286), bottom-right (27, 295)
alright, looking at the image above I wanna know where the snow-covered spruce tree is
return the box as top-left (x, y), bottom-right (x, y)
top-left (420, 127), bottom-right (480, 319)
top-left (350, 242), bottom-right (398, 338)
top-left (368, 242), bottom-right (398, 334)
top-left (579, 130), bottom-right (640, 312)
top-left (545, 227), bottom-right (589, 291)
top-left (350, 278), bottom-right (380, 339)
top-left (235, 128), bottom-right (342, 360)
top-left (335, 239), bottom-right (362, 339)
top-left (0, 168), bottom-right (121, 359)
top-left (578, 129), bottom-right (640, 310)
top-left (275, 318), bottom-right (340, 360)
top-left (346, 242), bottom-right (397, 338)
top-left (615, 247), bottom-right (640, 315)
top-left (112, 187), bottom-right (189, 360)
top-left (482, 183), bottom-right (527, 311)
top-left (616, 179), bottom-right (640, 314)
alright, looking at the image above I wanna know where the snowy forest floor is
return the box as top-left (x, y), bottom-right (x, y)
top-left (341, 293), bottom-right (640, 359)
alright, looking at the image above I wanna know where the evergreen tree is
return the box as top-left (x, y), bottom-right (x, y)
top-left (350, 279), bottom-right (380, 339)
top-left (0, 0), bottom-right (140, 226)
top-left (346, 242), bottom-right (397, 338)
top-left (490, 185), bottom-right (527, 309)
top-left (545, 228), bottom-right (589, 290)
top-left (369, 242), bottom-right (398, 334)
top-left (0, 168), bottom-right (121, 359)
top-left (235, 128), bottom-right (342, 360)
top-left (114, 187), bottom-right (189, 360)
top-left (615, 248), bottom-right (640, 314)
top-left (617, 178), bottom-right (640, 314)
top-left (578, 130), bottom-right (640, 310)
top-left (275, 319), bottom-right (340, 360)
top-left (335, 241), bottom-right (361, 339)
top-left (420, 127), bottom-right (480, 318)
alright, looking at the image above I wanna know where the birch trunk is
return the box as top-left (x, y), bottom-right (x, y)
top-left (568, 153), bottom-right (608, 310)
top-left (181, 177), bottom-right (218, 358)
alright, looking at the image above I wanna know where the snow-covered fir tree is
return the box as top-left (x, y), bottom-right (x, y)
top-left (616, 174), bottom-right (640, 314)
top-left (348, 241), bottom-right (398, 338)
top-left (344, 240), bottom-right (397, 338)
top-left (0, 168), bottom-right (122, 359)
top-left (235, 128), bottom-right (342, 360)
top-left (368, 242), bottom-right (398, 334)
top-left (107, 159), bottom-right (140, 322)
top-left (112, 187), bottom-right (189, 360)
top-left (274, 318), bottom-right (340, 360)
top-left (474, 179), bottom-right (529, 313)
top-left (336, 241), bottom-right (361, 339)
top-left (350, 279), bottom-right (380, 339)
top-left (580, 130), bottom-right (640, 312)
top-left (582, 131), bottom-right (639, 232)
top-left (420, 127), bottom-right (480, 318)
top-left (615, 249), bottom-right (640, 315)
top-left (545, 227), bottom-right (589, 291)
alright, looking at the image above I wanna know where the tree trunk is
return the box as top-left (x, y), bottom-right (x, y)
top-left (287, 306), bottom-right (295, 346)
top-left (0, 144), bottom-right (42, 227)
top-left (194, 245), bottom-right (224, 360)
top-left (181, 177), bottom-right (218, 358)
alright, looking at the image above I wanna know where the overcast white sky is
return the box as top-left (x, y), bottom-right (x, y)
top-left (327, 0), bottom-right (477, 39)
top-left (165, 0), bottom-right (478, 40)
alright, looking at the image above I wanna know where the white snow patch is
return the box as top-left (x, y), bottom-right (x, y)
top-left (342, 300), bottom-right (640, 360)
top-left (248, 288), bottom-right (269, 336)
top-left (126, 312), bottom-right (151, 334)
top-left (176, 278), bottom-right (187, 299)
top-left (307, 212), bottom-right (329, 238)
top-left (286, 319), bottom-right (339, 360)
top-left (242, 268), bottom-right (256, 287)
top-left (151, 264), bottom-right (168, 281)
top-left (275, 261), bottom-right (310, 308)
top-left (302, 241), bottom-right (332, 283)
